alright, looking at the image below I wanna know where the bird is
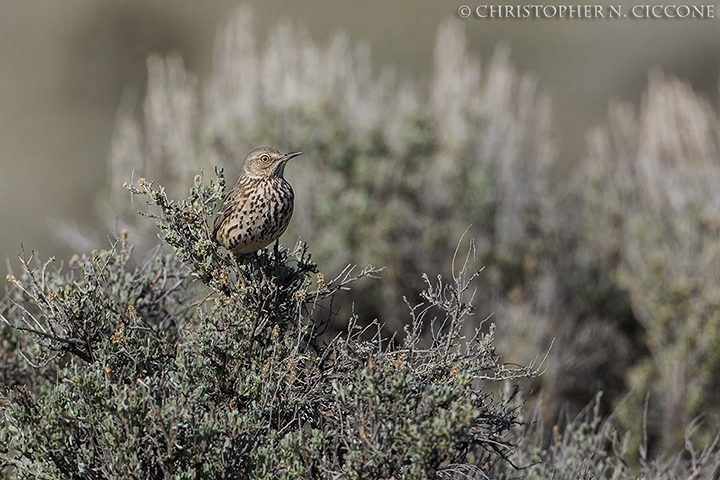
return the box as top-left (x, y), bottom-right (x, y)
top-left (213, 146), bottom-right (302, 254)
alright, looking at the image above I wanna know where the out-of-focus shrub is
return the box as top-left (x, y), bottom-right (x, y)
top-left (491, 393), bottom-right (720, 479)
top-left (584, 72), bottom-right (720, 455)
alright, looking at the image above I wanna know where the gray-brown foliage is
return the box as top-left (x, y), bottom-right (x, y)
top-left (5, 3), bottom-right (720, 477)
top-left (584, 72), bottom-right (720, 455)
top-left (0, 172), bottom-right (539, 479)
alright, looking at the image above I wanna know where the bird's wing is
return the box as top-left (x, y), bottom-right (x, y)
top-left (212, 187), bottom-right (237, 238)
top-left (212, 179), bottom-right (252, 239)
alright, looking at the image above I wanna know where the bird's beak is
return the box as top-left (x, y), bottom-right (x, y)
top-left (283, 151), bottom-right (302, 161)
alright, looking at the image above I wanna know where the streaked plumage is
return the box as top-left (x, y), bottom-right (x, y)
top-left (213, 147), bottom-right (301, 254)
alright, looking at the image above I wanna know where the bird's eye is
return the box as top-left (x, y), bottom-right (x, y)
top-left (260, 154), bottom-right (270, 163)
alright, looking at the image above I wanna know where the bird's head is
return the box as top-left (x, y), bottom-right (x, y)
top-left (241, 146), bottom-right (302, 179)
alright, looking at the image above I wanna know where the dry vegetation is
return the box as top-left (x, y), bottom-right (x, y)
top-left (2, 5), bottom-right (720, 478)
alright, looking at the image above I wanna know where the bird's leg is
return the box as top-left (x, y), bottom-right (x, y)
top-left (256, 251), bottom-right (271, 288)
top-left (273, 239), bottom-right (281, 274)
top-left (231, 252), bottom-right (247, 289)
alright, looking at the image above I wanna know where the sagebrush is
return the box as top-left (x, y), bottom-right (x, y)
top-left (1, 171), bottom-right (540, 478)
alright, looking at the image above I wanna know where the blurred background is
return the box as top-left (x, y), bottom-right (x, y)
top-left (2, 0), bottom-right (720, 461)
top-left (2, 0), bottom-right (718, 262)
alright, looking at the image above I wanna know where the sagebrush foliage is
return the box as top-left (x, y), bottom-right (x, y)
top-left (4, 5), bottom-right (720, 477)
top-left (584, 74), bottom-right (720, 455)
top-left (0, 172), bottom-right (538, 479)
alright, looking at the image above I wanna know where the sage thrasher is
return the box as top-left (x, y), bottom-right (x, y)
top-left (213, 146), bottom-right (302, 254)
